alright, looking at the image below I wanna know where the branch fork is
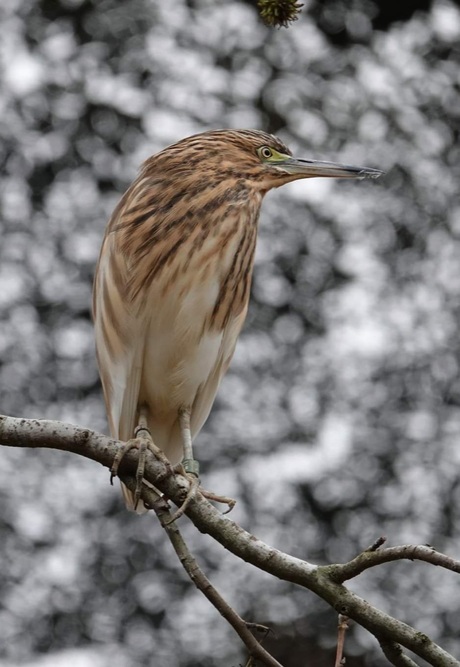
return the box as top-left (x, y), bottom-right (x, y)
top-left (1, 414), bottom-right (459, 667)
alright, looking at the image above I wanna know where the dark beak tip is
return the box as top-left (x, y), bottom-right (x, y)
top-left (362, 168), bottom-right (385, 180)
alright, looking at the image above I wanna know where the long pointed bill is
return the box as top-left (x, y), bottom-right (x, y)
top-left (279, 157), bottom-right (383, 180)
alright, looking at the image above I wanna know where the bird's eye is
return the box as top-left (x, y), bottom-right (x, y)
top-left (259, 146), bottom-right (274, 160)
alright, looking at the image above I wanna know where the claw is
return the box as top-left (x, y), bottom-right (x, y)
top-left (110, 438), bottom-right (140, 485)
top-left (133, 437), bottom-right (148, 509)
top-left (110, 426), bottom-right (174, 509)
top-left (164, 473), bottom-right (200, 524)
top-left (164, 470), bottom-right (237, 524)
top-left (199, 488), bottom-right (236, 514)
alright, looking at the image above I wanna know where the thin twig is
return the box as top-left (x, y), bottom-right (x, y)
top-left (329, 545), bottom-right (460, 584)
top-left (379, 639), bottom-right (421, 667)
top-left (365, 536), bottom-right (387, 551)
top-left (334, 614), bottom-right (350, 667)
top-left (122, 478), bottom-right (283, 667)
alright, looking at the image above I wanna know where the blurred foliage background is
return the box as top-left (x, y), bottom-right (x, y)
top-left (1, 0), bottom-right (460, 665)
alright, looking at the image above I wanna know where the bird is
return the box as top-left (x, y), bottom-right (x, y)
top-left (93, 129), bottom-right (382, 513)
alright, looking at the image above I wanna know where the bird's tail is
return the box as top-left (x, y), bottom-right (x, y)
top-left (121, 481), bottom-right (149, 515)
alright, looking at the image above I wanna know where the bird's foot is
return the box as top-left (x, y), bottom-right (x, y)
top-left (161, 465), bottom-right (236, 523)
top-left (161, 457), bottom-right (202, 523)
top-left (164, 470), bottom-right (200, 525)
top-left (199, 488), bottom-right (236, 514)
top-left (110, 425), bottom-right (173, 510)
top-left (169, 463), bottom-right (237, 516)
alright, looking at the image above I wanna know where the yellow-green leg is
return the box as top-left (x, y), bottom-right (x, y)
top-left (179, 407), bottom-right (200, 478)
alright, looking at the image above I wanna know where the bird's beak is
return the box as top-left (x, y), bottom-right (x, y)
top-left (276, 157), bottom-right (383, 180)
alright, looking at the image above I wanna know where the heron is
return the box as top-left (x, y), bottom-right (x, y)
top-left (93, 129), bottom-right (382, 513)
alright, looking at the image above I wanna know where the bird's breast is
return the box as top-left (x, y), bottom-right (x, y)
top-left (138, 222), bottom-right (254, 410)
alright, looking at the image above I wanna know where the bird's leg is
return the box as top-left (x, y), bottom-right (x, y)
top-left (164, 407), bottom-right (200, 523)
top-left (166, 407), bottom-right (236, 520)
top-left (180, 407), bottom-right (200, 478)
top-left (110, 406), bottom-right (173, 509)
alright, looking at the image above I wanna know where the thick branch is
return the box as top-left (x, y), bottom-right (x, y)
top-left (1, 415), bottom-right (459, 667)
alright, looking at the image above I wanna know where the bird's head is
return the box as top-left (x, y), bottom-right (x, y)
top-left (163, 129), bottom-right (383, 194)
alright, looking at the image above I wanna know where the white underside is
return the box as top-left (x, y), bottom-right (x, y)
top-left (129, 268), bottom-right (243, 466)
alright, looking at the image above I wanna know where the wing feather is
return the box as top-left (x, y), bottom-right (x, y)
top-left (93, 228), bottom-right (147, 511)
top-left (190, 307), bottom-right (248, 440)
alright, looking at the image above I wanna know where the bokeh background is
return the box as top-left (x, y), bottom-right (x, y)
top-left (1, 0), bottom-right (460, 665)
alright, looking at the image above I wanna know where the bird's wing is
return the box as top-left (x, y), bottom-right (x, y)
top-left (93, 228), bottom-right (149, 512)
top-left (93, 231), bottom-right (146, 444)
top-left (190, 305), bottom-right (248, 440)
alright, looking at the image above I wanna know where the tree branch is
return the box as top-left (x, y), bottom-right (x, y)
top-left (1, 414), bottom-right (459, 667)
top-left (329, 544), bottom-right (460, 583)
top-left (379, 639), bottom-right (422, 667)
top-left (123, 478), bottom-right (282, 667)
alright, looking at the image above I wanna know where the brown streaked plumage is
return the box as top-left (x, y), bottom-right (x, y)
top-left (93, 129), bottom-right (382, 511)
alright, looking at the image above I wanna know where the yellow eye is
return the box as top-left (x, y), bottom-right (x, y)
top-left (258, 146), bottom-right (274, 160)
